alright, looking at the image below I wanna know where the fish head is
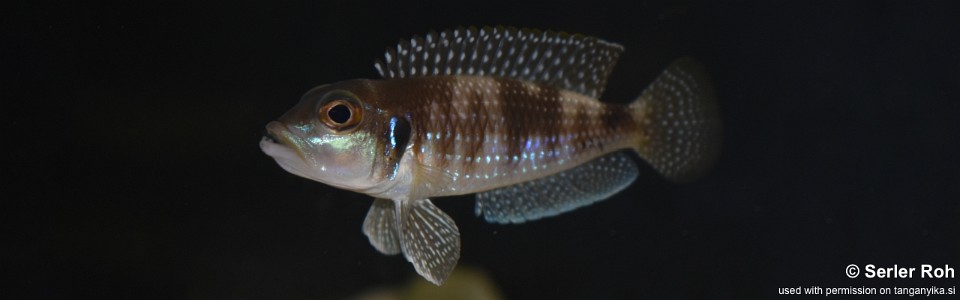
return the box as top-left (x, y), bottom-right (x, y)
top-left (261, 79), bottom-right (389, 192)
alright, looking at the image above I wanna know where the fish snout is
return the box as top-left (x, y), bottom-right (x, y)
top-left (264, 121), bottom-right (287, 144)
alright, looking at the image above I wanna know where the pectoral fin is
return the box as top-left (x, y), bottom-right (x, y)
top-left (398, 198), bottom-right (461, 285)
top-left (475, 151), bottom-right (639, 224)
top-left (362, 198), bottom-right (401, 255)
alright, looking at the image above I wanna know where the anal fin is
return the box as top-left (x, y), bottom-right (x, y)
top-left (475, 152), bottom-right (639, 224)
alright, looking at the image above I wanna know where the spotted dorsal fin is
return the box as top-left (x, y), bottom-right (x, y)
top-left (374, 26), bottom-right (624, 99)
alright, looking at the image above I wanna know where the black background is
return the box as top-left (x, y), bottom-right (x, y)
top-left (6, 1), bottom-right (959, 299)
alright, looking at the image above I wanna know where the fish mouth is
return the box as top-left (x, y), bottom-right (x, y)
top-left (263, 121), bottom-right (291, 146)
top-left (261, 121), bottom-right (302, 160)
top-left (263, 130), bottom-right (279, 144)
top-left (261, 122), bottom-right (324, 182)
top-left (261, 121), bottom-right (313, 163)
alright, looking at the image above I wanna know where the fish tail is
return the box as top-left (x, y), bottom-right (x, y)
top-left (628, 57), bottom-right (722, 182)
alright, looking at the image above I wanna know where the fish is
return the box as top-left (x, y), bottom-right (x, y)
top-left (260, 26), bottom-right (721, 285)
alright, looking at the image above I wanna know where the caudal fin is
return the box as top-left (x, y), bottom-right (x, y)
top-left (629, 57), bottom-right (721, 182)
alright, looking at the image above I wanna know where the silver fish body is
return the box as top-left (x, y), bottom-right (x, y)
top-left (261, 26), bottom-right (721, 284)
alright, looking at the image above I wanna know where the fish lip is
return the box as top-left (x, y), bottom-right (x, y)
top-left (261, 121), bottom-right (311, 164)
top-left (263, 121), bottom-right (291, 146)
top-left (261, 122), bottom-right (325, 183)
top-left (263, 131), bottom-right (280, 143)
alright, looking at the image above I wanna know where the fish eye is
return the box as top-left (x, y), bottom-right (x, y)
top-left (327, 103), bottom-right (351, 123)
top-left (319, 98), bottom-right (362, 130)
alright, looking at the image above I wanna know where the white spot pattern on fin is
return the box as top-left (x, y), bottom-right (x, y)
top-left (398, 198), bottom-right (461, 285)
top-left (362, 198), bottom-right (401, 255)
top-left (475, 151), bottom-right (639, 224)
top-left (374, 26), bottom-right (624, 98)
top-left (630, 58), bottom-right (721, 182)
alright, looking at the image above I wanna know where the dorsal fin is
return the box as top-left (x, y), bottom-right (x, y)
top-left (374, 26), bottom-right (624, 98)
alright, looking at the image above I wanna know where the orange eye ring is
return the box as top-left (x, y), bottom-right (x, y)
top-left (319, 99), bottom-right (362, 130)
